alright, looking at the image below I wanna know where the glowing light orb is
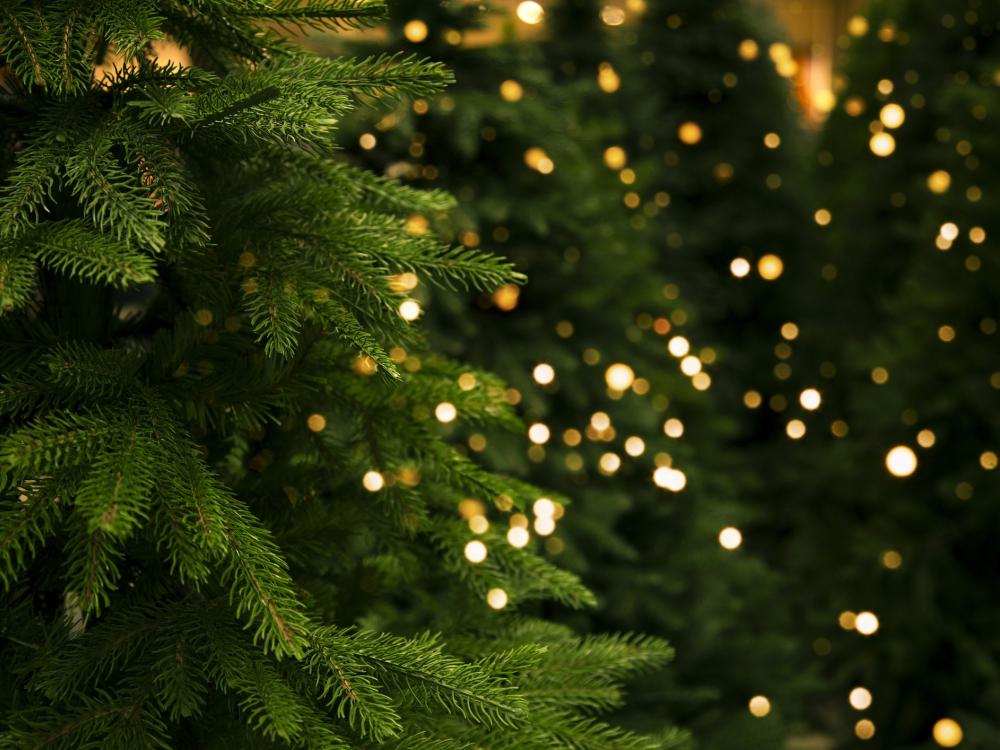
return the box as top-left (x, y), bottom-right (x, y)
top-left (758, 254), bottom-right (784, 280)
top-left (528, 423), bottom-right (551, 445)
top-left (435, 402), bottom-right (457, 424)
top-left (362, 471), bottom-right (385, 492)
top-left (855, 611), bottom-right (880, 635)
top-left (933, 718), bottom-right (963, 747)
top-left (516, 1), bottom-right (544, 24)
top-left (605, 363), bottom-right (636, 391)
top-left (668, 336), bottom-right (691, 357)
top-left (403, 19), bottom-right (428, 42)
top-left (486, 587), bottom-right (508, 609)
top-left (464, 540), bottom-right (487, 563)
top-left (500, 79), bottom-right (524, 102)
top-left (507, 526), bottom-right (530, 548)
top-left (718, 526), bottom-right (743, 550)
top-left (885, 445), bottom-right (917, 477)
top-left (849, 687), bottom-right (873, 710)
top-left (399, 299), bottom-right (422, 321)
top-left (678, 121), bottom-right (703, 145)
top-left (653, 466), bottom-right (687, 492)
top-left (880, 103), bottom-right (905, 128)
top-left (748, 695), bottom-right (770, 717)
top-left (869, 131), bottom-right (896, 157)
top-left (533, 363), bottom-right (555, 385)
top-left (604, 145), bottom-right (627, 169)
top-left (800, 388), bottom-right (822, 411)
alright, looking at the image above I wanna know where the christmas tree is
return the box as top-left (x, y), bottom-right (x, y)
top-left (0, 2), bottom-right (676, 747)
top-left (746, 0), bottom-right (1000, 747)
top-left (339, 1), bottom-right (819, 747)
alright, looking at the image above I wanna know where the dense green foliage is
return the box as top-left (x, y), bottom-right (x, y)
top-left (0, 1), bottom-right (676, 747)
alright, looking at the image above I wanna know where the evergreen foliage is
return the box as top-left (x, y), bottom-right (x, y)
top-left (0, 1), bottom-right (674, 747)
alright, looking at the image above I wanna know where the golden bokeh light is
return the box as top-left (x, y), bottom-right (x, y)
top-left (738, 38), bottom-right (759, 60)
top-left (604, 145), bottom-right (627, 169)
top-left (885, 445), bottom-right (917, 477)
top-left (622, 437), bottom-right (644, 458)
top-left (678, 121), bottom-right (703, 145)
top-left (932, 718), bottom-right (963, 747)
top-left (869, 131), bottom-right (896, 157)
top-left (516, 1), bottom-right (544, 24)
top-left (653, 466), bottom-right (687, 492)
top-left (855, 719), bottom-right (876, 740)
top-left (464, 540), bottom-right (488, 563)
top-left (528, 423), bottom-right (551, 445)
top-left (486, 587), bottom-right (508, 609)
top-left (435, 402), bottom-right (457, 424)
top-left (928, 169), bottom-right (952, 194)
top-left (500, 79), bottom-right (524, 102)
top-left (879, 103), bottom-right (906, 129)
top-left (306, 413), bottom-right (327, 432)
top-left (493, 284), bottom-right (520, 311)
top-left (855, 611), bottom-right (880, 635)
top-left (533, 363), bottom-right (555, 385)
top-left (730, 257), bottom-right (751, 277)
top-left (748, 695), bottom-right (771, 717)
top-left (398, 299), bottom-right (422, 321)
top-left (597, 62), bottom-right (620, 93)
top-left (799, 388), bottom-right (822, 411)
top-left (758, 254), bottom-right (784, 280)
top-left (362, 471), bottom-right (385, 492)
top-left (849, 687), bottom-right (873, 710)
top-left (403, 19), bottom-right (428, 43)
top-left (718, 526), bottom-right (743, 550)
top-left (663, 418), bottom-right (684, 438)
top-left (606, 363), bottom-right (636, 391)
top-left (507, 526), bottom-right (530, 548)
top-left (786, 419), bottom-right (806, 439)
top-left (668, 336), bottom-right (691, 357)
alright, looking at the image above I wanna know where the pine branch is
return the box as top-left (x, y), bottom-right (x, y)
top-left (32, 220), bottom-right (158, 287)
top-left (0, 245), bottom-right (37, 314)
top-left (0, 142), bottom-right (63, 240)
top-left (0, 407), bottom-right (122, 475)
top-left (315, 302), bottom-right (400, 380)
top-left (95, 0), bottom-right (166, 60)
top-left (63, 517), bottom-right (124, 618)
top-left (0, 688), bottom-right (170, 750)
top-left (74, 424), bottom-right (156, 538)
top-left (243, 0), bottom-right (388, 33)
top-left (0, 476), bottom-right (67, 589)
top-left (279, 53), bottom-right (454, 105)
top-left (156, 447), bottom-right (311, 658)
top-left (311, 627), bottom-right (528, 728)
top-left (63, 128), bottom-right (167, 253)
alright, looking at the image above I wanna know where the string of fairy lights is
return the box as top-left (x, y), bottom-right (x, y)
top-left (329, 1), bottom-right (982, 746)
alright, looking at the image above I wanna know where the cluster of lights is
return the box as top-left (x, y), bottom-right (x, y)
top-left (839, 610), bottom-right (880, 636)
top-left (524, 147), bottom-right (555, 174)
top-left (389, 14), bottom-right (980, 744)
top-left (653, 465), bottom-right (687, 492)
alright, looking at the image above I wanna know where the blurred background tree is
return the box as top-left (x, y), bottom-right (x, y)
top-left (332, 1), bottom-right (829, 747)
top-left (743, 0), bottom-right (1000, 747)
